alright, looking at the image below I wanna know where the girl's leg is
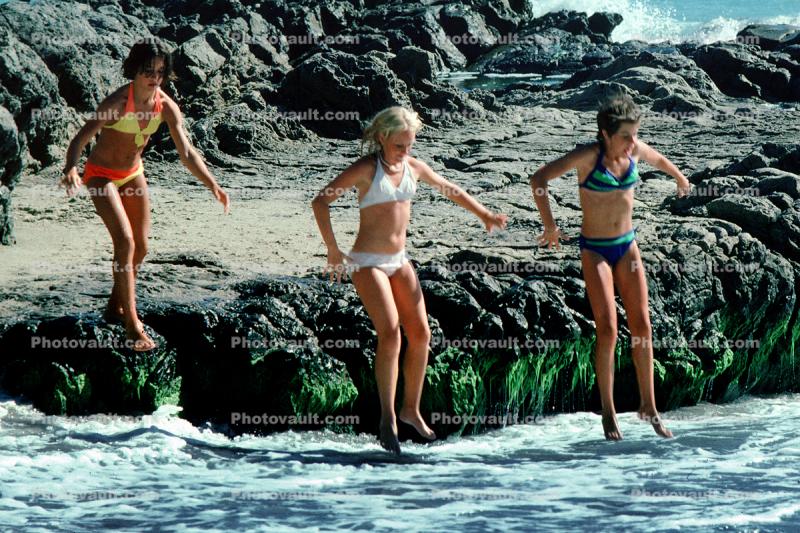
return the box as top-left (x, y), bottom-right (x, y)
top-left (107, 174), bottom-right (151, 318)
top-left (388, 262), bottom-right (435, 440)
top-left (613, 243), bottom-right (673, 438)
top-left (87, 179), bottom-right (154, 351)
top-left (581, 249), bottom-right (621, 440)
top-left (351, 267), bottom-right (403, 454)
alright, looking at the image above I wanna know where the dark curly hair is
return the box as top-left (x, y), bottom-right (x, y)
top-left (597, 93), bottom-right (641, 147)
top-left (122, 39), bottom-right (175, 81)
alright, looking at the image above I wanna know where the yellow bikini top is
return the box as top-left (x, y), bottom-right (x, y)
top-left (103, 83), bottom-right (163, 147)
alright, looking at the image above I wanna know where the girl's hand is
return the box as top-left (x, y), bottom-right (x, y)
top-left (676, 177), bottom-right (692, 198)
top-left (59, 167), bottom-right (81, 197)
top-left (213, 186), bottom-right (230, 214)
top-left (537, 226), bottom-right (562, 250)
top-left (326, 248), bottom-right (352, 283)
top-left (482, 211), bottom-right (508, 233)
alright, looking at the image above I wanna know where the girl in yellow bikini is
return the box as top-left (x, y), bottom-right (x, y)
top-left (60, 41), bottom-right (230, 351)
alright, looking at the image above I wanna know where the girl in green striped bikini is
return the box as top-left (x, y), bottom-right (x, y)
top-left (530, 94), bottom-right (691, 440)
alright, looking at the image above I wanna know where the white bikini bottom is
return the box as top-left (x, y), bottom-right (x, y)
top-left (347, 249), bottom-right (409, 277)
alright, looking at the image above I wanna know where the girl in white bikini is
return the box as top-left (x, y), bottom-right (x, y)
top-left (312, 107), bottom-right (507, 454)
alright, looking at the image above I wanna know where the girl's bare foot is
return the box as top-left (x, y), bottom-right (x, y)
top-left (379, 418), bottom-right (401, 455)
top-left (398, 408), bottom-right (437, 441)
top-left (638, 409), bottom-right (674, 438)
top-left (125, 323), bottom-right (156, 352)
top-left (602, 411), bottom-right (623, 440)
top-left (106, 300), bottom-right (145, 331)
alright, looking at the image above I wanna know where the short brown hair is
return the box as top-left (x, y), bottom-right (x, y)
top-left (122, 39), bottom-right (175, 80)
top-left (597, 93), bottom-right (641, 146)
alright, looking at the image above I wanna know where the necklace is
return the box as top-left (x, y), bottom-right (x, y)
top-left (378, 152), bottom-right (401, 174)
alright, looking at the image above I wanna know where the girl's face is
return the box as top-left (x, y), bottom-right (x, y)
top-left (134, 56), bottom-right (166, 92)
top-left (603, 121), bottom-right (639, 157)
top-left (379, 129), bottom-right (416, 164)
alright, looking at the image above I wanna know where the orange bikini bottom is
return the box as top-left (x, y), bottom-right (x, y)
top-left (83, 160), bottom-right (144, 188)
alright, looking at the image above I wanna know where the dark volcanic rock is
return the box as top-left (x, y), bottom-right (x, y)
top-left (0, 27), bottom-right (72, 167)
top-left (562, 50), bottom-right (720, 100)
top-left (389, 46), bottom-right (442, 87)
top-left (190, 103), bottom-right (316, 164)
top-left (0, 316), bottom-right (179, 415)
top-left (0, 1), bottom-right (157, 111)
top-left (3, 232), bottom-right (796, 435)
top-left (470, 10), bottom-right (623, 75)
top-left (278, 49), bottom-right (410, 138)
top-left (737, 24), bottom-right (800, 52)
top-left (690, 42), bottom-right (798, 101)
top-left (588, 12), bottom-right (623, 39)
top-left (0, 106), bottom-right (25, 245)
top-left (439, 3), bottom-right (498, 63)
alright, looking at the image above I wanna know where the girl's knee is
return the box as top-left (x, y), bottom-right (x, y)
top-left (113, 234), bottom-right (135, 258)
top-left (375, 323), bottom-right (401, 345)
top-left (404, 322), bottom-right (431, 347)
top-left (628, 313), bottom-right (652, 339)
top-left (133, 239), bottom-right (148, 261)
top-left (595, 318), bottom-right (618, 342)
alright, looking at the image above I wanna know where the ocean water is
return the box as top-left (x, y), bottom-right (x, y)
top-left (2, 1), bottom-right (800, 531)
top-left (2, 393), bottom-right (799, 531)
top-left (441, 0), bottom-right (800, 90)
top-left (529, 0), bottom-right (800, 43)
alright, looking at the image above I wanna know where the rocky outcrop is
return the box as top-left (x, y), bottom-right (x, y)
top-left (471, 10), bottom-right (625, 75)
top-left (0, 106), bottom-right (25, 245)
top-left (0, 316), bottom-right (178, 415)
top-left (2, 227), bottom-right (798, 435)
top-left (737, 24), bottom-right (800, 52)
top-left (671, 143), bottom-right (800, 262)
top-left (688, 42), bottom-right (799, 101)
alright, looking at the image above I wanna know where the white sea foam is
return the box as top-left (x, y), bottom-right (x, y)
top-left (527, 0), bottom-right (800, 44)
top-left (1, 394), bottom-right (799, 529)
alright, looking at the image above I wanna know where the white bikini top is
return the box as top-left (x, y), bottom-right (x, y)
top-left (359, 154), bottom-right (417, 209)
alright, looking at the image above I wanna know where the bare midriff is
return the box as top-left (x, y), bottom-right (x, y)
top-left (86, 128), bottom-right (151, 170)
top-left (576, 149), bottom-right (638, 238)
top-left (352, 201), bottom-right (411, 254)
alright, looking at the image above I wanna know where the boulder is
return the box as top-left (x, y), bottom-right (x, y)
top-left (439, 3), bottom-right (498, 62)
top-left (0, 27), bottom-right (72, 166)
top-left (588, 12), bottom-right (623, 39)
top-left (0, 316), bottom-right (179, 415)
top-left (737, 24), bottom-right (800, 51)
top-left (278, 49), bottom-right (410, 138)
top-left (691, 43), bottom-right (796, 101)
top-left (0, 106), bottom-right (25, 245)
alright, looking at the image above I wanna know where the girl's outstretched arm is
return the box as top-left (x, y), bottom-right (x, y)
top-left (413, 159), bottom-right (507, 232)
top-left (311, 158), bottom-right (368, 282)
top-left (59, 97), bottom-right (116, 196)
top-left (162, 95), bottom-right (230, 213)
top-left (529, 146), bottom-right (592, 249)
top-left (635, 141), bottom-right (692, 197)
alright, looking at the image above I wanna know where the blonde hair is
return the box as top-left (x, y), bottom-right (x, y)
top-left (360, 106), bottom-right (423, 155)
